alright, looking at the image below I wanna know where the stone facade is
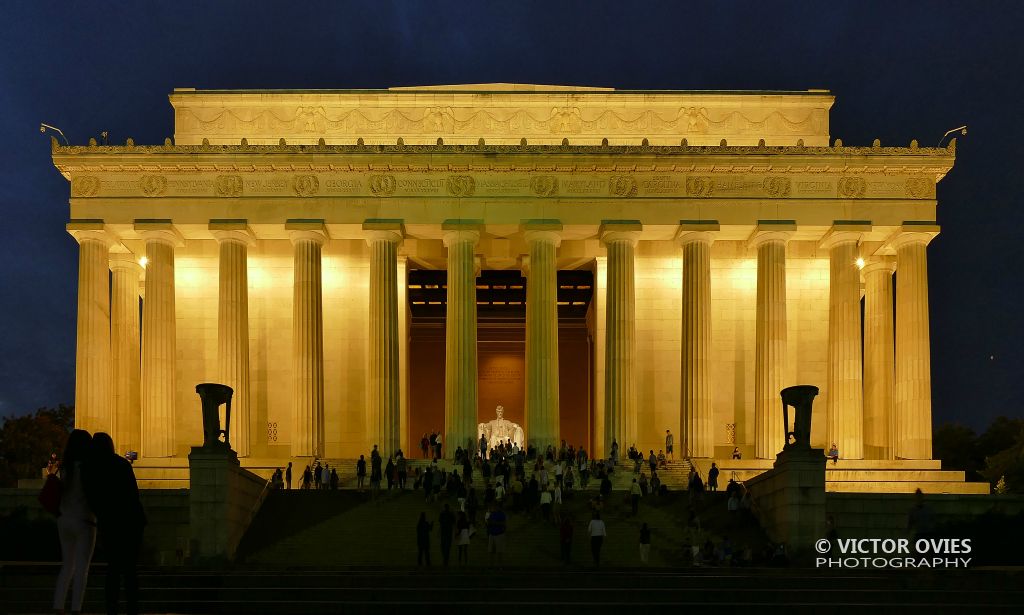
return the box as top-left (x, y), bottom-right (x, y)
top-left (51, 84), bottom-right (955, 467)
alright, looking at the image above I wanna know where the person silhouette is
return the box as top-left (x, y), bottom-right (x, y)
top-left (52, 429), bottom-right (95, 615)
top-left (85, 432), bottom-right (146, 615)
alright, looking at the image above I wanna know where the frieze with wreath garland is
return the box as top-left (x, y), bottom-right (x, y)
top-left (64, 170), bottom-right (941, 201)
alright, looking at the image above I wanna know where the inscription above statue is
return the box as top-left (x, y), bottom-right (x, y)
top-left (477, 405), bottom-right (525, 451)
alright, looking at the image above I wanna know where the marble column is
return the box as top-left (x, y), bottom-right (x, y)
top-left (397, 255), bottom-right (410, 454)
top-left (601, 224), bottom-right (640, 455)
top-left (69, 225), bottom-right (114, 435)
top-left (863, 258), bottom-right (896, 460)
top-left (139, 225), bottom-right (182, 458)
top-left (366, 226), bottom-right (403, 457)
top-left (443, 228), bottom-right (480, 457)
top-left (752, 231), bottom-right (791, 459)
top-left (289, 224), bottom-right (327, 458)
top-left (679, 231), bottom-right (715, 459)
top-left (824, 231), bottom-right (865, 460)
top-left (524, 227), bottom-right (562, 453)
top-left (592, 256), bottom-right (608, 458)
top-left (212, 224), bottom-right (255, 457)
top-left (894, 231), bottom-right (937, 459)
top-left (109, 253), bottom-right (142, 455)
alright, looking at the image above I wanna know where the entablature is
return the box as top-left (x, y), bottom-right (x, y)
top-left (53, 141), bottom-right (955, 204)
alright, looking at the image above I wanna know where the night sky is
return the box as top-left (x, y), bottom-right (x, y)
top-left (1, 2), bottom-right (1021, 430)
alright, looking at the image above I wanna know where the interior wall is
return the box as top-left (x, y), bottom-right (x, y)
top-left (407, 319), bottom-right (591, 453)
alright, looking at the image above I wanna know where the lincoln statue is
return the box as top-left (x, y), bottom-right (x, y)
top-left (478, 405), bottom-right (525, 451)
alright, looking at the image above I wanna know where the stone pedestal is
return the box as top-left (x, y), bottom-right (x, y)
top-left (524, 226), bottom-right (561, 453)
top-left (745, 448), bottom-right (827, 557)
top-left (187, 447), bottom-right (266, 563)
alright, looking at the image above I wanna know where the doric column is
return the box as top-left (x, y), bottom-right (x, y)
top-left (68, 222), bottom-right (115, 435)
top-left (109, 252), bottom-right (142, 455)
top-left (443, 224), bottom-right (481, 457)
top-left (365, 221), bottom-right (404, 457)
top-left (601, 222), bottom-right (640, 454)
top-left (137, 222), bottom-right (183, 458)
top-left (893, 227), bottom-right (939, 459)
top-left (212, 222), bottom-right (255, 457)
top-left (397, 254), bottom-right (410, 455)
top-left (678, 225), bottom-right (717, 459)
top-left (592, 256), bottom-right (608, 458)
top-left (822, 225), bottom-right (868, 460)
top-left (863, 258), bottom-right (896, 460)
top-left (524, 224), bottom-right (562, 453)
top-left (288, 221), bottom-right (327, 458)
top-left (751, 226), bottom-right (792, 459)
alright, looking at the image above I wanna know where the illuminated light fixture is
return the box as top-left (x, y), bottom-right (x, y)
top-left (855, 257), bottom-right (865, 270)
top-left (138, 256), bottom-right (149, 268)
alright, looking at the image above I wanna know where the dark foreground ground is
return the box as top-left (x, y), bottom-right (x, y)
top-left (5, 562), bottom-right (1024, 614)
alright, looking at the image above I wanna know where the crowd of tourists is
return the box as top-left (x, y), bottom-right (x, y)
top-left (260, 429), bottom-right (772, 569)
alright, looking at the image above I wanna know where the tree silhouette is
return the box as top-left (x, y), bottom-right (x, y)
top-left (0, 405), bottom-right (74, 487)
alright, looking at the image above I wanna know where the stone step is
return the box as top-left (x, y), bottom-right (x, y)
top-left (826, 481), bottom-right (991, 495)
top-left (823, 469), bottom-right (969, 482)
top-left (9, 567), bottom-right (1024, 612)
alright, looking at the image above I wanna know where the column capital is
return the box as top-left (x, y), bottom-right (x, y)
top-left (521, 220), bottom-right (563, 245)
top-left (67, 220), bottom-right (118, 248)
top-left (109, 252), bottom-right (144, 275)
top-left (363, 219), bottom-right (405, 245)
top-left (442, 229), bottom-right (481, 247)
top-left (884, 223), bottom-right (940, 252)
top-left (748, 221), bottom-right (795, 250)
top-left (599, 221), bottom-right (642, 246)
top-left (819, 222), bottom-right (871, 250)
top-left (210, 220), bottom-right (257, 246)
top-left (286, 219), bottom-right (329, 245)
top-left (676, 220), bottom-right (719, 247)
top-left (135, 220), bottom-right (185, 247)
top-left (523, 229), bottom-right (562, 247)
top-left (861, 257), bottom-right (896, 276)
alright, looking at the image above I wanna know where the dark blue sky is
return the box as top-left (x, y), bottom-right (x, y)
top-left (1, 1), bottom-right (1021, 430)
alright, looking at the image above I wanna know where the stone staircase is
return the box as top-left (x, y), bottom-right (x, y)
top-left (7, 564), bottom-right (1024, 613)
top-left (235, 486), bottom-right (765, 569)
top-left (131, 453), bottom-right (988, 495)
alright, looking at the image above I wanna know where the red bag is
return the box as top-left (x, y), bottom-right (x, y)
top-left (38, 474), bottom-right (61, 516)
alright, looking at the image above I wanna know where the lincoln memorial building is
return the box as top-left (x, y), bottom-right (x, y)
top-left (52, 84), bottom-right (974, 491)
